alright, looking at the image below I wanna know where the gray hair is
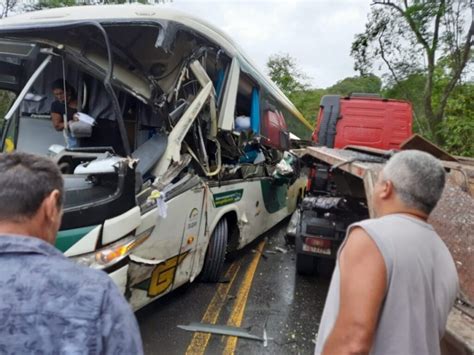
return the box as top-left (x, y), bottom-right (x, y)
top-left (382, 150), bottom-right (446, 214)
top-left (0, 152), bottom-right (64, 222)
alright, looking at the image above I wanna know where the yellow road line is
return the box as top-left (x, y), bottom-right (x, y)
top-left (223, 240), bottom-right (266, 355)
top-left (185, 261), bottom-right (241, 355)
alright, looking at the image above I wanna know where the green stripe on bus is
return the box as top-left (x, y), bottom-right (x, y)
top-left (55, 225), bottom-right (97, 252)
top-left (213, 189), bottom-right (244, 207)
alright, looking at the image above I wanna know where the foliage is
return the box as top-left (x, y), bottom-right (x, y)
top-left (352, 0), bottom-right (473, 144)
top-left (267, 49), bottom-right (473, 157)
top-left (288, 89), bottom-right (325, 127)
top-left (383, 57), bottom-right (474, 156)
top-left (34, 0), bottom-right (77, 9)
top-left (438, 82), bottom-right (474, 156)
top-left (327, 74), bottom-right (382, 96)
top-left (266, 53), bottom-right (309, 96)
top-left (266, 53), bottom-right (387, 136)
top-left (383, 73), bottom-right (430, 136)
top-left (0, 90), bottom-right (15, 135)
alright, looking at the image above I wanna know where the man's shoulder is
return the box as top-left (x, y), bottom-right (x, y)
top-left (19, 250), bottom-right (116, 302)
top-left (48, 255), bottom-right (114, 289)
top-left (0, 235), bottom-right (114, 293)
top-left (50, 100), bottom-right (63, 113)
top-left (351, 214), bottom-right (431, 230)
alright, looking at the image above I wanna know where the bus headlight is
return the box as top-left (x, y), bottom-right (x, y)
top-left (72, 227), bottom-right (154, 270)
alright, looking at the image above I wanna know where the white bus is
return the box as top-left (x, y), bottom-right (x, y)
top-left (0, 4), bottom-right (312, 310)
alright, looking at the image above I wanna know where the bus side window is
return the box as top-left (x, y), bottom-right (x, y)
top-left (235, 73), bottom-right (261, 134)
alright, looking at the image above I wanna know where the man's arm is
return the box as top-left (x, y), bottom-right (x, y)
top-left (51, 112), bottom-right (64, 131)
top-left (100, 279), bottom-right (144, 355)
top-left (322, 227), bottom-right (387, 355)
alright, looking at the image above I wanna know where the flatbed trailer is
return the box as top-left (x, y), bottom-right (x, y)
top-left (295, 145), bottom-right (474, 355)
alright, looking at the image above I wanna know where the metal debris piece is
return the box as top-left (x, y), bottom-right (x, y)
top-left (400, 133), bottom-right (458, 162)
top-left (177, 322), bottom-right (264, 342)
top-left (275, 247), bottom-right (288, 254)
top-left (153, 154), bottom-right (192, 190)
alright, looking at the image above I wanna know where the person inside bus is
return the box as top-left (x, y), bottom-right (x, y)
top-left (79, 76), bottom-right (126, 156)
top-left (50, 79), bottom-right (79, 148)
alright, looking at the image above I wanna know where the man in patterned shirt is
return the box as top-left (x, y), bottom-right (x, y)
top-left (0, 152), bottom-right (143, 354)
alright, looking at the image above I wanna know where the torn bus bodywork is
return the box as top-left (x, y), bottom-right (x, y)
top-left (0, 6), bottom-right (309, 310)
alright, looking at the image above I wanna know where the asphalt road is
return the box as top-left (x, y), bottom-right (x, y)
top-left (136, 219), bottom-right (330, 355)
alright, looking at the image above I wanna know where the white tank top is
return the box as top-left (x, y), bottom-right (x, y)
top-left (315, 214), bottom-right (458, 355)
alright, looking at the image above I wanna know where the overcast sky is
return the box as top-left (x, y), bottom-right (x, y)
top-left (163, 0), bottom-right (372, 88)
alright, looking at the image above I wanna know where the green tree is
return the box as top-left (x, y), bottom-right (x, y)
top-left (289, 89), bottom-right (326, 127)
top-left (327, 74), bottom-right (382, 96)
top-left (352, 0), bottom-right (473, 144)
top-left (266, 53), bottom-right (309, 96)
top-left (438, 82), bottom-right (474, 156)
top-left (32, 0), bottom-right (76, 9)
top-left (384, 73), bottom-right (428, 135)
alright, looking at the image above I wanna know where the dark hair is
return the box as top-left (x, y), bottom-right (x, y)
top-left (0, 152), bottom-right (64, 222)
top-left (51, 79), bottom-right (76, 98)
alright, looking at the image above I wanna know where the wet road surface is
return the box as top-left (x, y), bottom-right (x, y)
top-left (136, 219), bottom-right (330, 355)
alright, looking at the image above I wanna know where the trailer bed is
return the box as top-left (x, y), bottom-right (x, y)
top-left (296, 145), bottom-right (474, 354)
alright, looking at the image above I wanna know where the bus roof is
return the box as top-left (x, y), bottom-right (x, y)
top-left (0, 4), bottom-right (312, 130)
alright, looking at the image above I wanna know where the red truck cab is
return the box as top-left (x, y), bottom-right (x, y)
top-left (295, 94), bottom-right (414, 275)
top-left (313, 94), bottom-right (413, 150)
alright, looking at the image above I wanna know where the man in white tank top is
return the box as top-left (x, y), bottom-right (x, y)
top-left (315, 150), bottom-right (458, 355)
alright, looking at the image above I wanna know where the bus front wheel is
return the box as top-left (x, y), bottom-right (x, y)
top-left (200, 218), bottom-right (228, 282)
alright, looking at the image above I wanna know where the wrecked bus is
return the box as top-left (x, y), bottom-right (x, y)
top-left (0, 5), bottom-right (312, 310)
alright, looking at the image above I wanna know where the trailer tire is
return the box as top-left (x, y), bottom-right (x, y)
top-left (200, 218), bottom-right (228, 282)
top-left (296, 252), bottom-right (316, 275)
top-left (317, 258), bottom-right (335, 278)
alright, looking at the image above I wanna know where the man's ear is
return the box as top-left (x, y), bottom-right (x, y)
top-left (42, 189), bottom-right (62, 222)
top-left (380, 180), bottom-right (394, 200)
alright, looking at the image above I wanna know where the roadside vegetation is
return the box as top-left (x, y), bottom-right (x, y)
top-left (267, 0), bottom-right (473, 156)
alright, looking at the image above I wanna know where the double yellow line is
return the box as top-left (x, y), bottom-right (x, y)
top-left (186, 240), bottom-right (266, 355)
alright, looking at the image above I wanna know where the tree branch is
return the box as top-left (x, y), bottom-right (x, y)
top-left (438, 17), bottom-right (474, 117)
top-left (379, 29), bottom-right (429, 135)
top-left (373, 1), bottom-right (432, 54)
top-left (377, 32), bottom-right (401, 85)
top-left (431, 0), bottom-right (445, 54)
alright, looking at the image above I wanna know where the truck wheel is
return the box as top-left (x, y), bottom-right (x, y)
top-left (296, 252), bottom-right (316, 275)
top-left (200, 218), bottom-right (228, 282)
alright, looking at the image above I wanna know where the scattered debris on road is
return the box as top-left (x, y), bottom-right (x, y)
top-left (177, 322), bottom-right (267, 342)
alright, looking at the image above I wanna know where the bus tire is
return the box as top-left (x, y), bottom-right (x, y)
top-left (200, 218), bottom-right (228, 282)
top-left (296, 252), bottom-right (316, 275)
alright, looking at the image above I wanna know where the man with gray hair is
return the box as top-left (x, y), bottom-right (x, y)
top-left (0, 152), bottom-right (143, 354)
top-left (315, 150), bottom-right (458, 355)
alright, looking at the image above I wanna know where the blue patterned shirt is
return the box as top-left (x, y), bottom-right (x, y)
top-left (0, 234), bottom-right (143, 355)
